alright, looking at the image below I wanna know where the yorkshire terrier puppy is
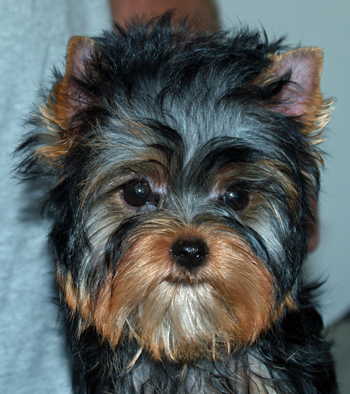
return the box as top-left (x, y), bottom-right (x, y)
top-left (17, 14), bottom-right (338, 394)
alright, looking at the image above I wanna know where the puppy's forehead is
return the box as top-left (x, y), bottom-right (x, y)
top-left (117, 99), bottom-right (274, 171)
top-left (106, 92), bottom-right (282, 181)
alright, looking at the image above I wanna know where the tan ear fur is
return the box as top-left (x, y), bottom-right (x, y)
top-left (35, 36), bottom-right (98, 165)
top-left (253, 47), bottom-right (332, 138)
top-left (55, 36), bottom-right (97, 128)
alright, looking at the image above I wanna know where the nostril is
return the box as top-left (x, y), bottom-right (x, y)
top-left (171, 239), bottom-right (208, 270)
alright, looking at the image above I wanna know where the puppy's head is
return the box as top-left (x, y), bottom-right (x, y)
top-left (18, 16), bottom-right (332, 363)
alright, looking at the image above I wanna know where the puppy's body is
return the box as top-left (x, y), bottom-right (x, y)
top-left (17, 15), bottom-right (337, 393)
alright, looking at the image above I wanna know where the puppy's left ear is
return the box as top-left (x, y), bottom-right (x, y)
top-left (254, 47), bottom-right (332, 136)
top-left (254, 48), bottom-right (332, 248)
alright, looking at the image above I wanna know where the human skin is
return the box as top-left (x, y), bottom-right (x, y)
top-left (109, 0), bottom-right (219, 31)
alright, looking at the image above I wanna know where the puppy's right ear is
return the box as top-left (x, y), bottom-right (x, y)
top-left (55, 36), bottom-right (98, 128)
top-left (34, 36), bottom-right (100, 165)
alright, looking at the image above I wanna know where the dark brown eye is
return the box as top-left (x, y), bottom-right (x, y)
top-left (122, 180), bottom-right (153, 207)
top-left (221, 186), bottom-right (249, 211)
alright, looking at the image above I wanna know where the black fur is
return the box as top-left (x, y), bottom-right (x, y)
top-left (16, 14), bottom-right (337, 394)
top-left (65, 286), bottom-right (336, 394)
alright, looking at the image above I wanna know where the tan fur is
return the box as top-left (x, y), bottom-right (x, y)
top-left (34, 98), bottom-right (69, 165)
top-left (273, 291), bottom-right (298, 323)
top-left (215, 160), bottom-right (299, 219)
top-left (57, 217), bottom-right (280, 363)
top-left (91, 221), bottom-right (275, 363)
top-left (55, 155), bottom-right (303, 364)
top-left (252, 47), bottom-right (333, 143)
top-left (34, 37), bottom-right (98, 165)
top-left (57, 269), bottom-right (93, 334)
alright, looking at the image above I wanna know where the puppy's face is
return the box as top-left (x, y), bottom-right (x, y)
top-left (73, 119), bottom-right (280, 362)
top-left (22, 20), bottom-right (331, 363)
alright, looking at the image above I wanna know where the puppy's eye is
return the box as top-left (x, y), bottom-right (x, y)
top-left (122, 181), bottom-right (153, 207)
top-left (221, 186), bottom-right (249, 211)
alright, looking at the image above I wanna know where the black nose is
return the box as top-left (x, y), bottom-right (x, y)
top-left (171, 239), bottom-right (208, 270)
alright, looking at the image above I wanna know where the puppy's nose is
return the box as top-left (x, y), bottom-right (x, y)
top-left (171, 239), bottom-right (208, 270)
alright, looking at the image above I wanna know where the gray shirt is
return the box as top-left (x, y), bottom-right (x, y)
top-left (0, 1), bottom-right (110, 392)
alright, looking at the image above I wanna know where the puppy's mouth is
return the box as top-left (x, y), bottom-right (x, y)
top-left (87, 224), bottom-right (277, 361)
top-left (59, 220), bottom-right (286, 363)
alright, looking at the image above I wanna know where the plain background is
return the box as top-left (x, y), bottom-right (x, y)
top-left (216, 0), bottom-right (350, 326)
